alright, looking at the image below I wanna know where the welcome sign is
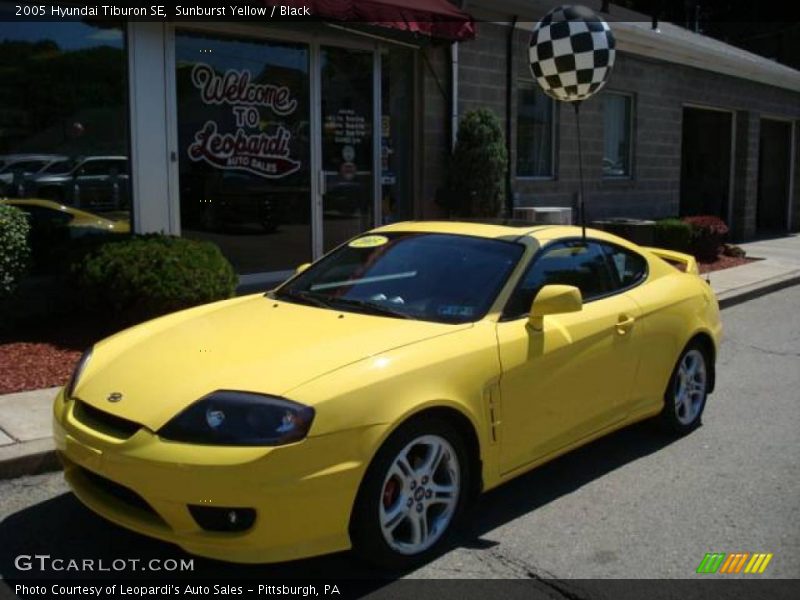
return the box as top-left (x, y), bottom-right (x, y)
top-left (186, 63), bottom-right (302, 179)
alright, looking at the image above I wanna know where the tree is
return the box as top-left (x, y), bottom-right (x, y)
top-left (447, 109), bottom-right (507, 218)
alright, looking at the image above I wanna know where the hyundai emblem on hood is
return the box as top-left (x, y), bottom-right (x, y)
top-left (107, 392), bottom-right (123, 403)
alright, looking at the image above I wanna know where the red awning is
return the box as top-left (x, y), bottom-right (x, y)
top-left (265, 0), bottom-right (476, 41)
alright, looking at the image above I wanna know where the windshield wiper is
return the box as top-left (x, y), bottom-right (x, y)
top-left (324, 297), bottom-right (413, 319)
top-left (272, 289), bottom-right (333, 309)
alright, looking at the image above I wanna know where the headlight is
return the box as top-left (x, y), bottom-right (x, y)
top-left (158, 391), bottom-right (315, 446)
top-left (65, 347), bottom-right (92, 399)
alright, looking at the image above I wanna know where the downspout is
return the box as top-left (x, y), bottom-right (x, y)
top-left (451, 41), bottom-right (459, 152)
top-left (505, 15), bottom-right (518, 217)
top-left (451, 0), bottom-right (468, 151)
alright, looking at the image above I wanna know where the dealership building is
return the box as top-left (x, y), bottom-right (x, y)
top-left (1, 0), bottom-right (799, 286)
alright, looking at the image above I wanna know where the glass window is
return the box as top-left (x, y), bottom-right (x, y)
top-left (603, 93), bottom-right (633, 178)
top-left (380, 47), bottom-right (415, 224)
top-left (516, 81), bottom-right (554, 178)
top-left (504, 241), bottom-right (617, 318)
top-left (599, 243), bottom-right (647, 289)
top-left (277, 233), bottom-right (525, 324)
top-left (175, 31), bottom-right (310, 275)
top-left (0, 14), bottom-right (130, 274)
top-left (42, 160), bottom-right (76, 174)
top-left (0, 159), bottom-right (49, 174)
top-left (320, 46), bottom-right (374, 252)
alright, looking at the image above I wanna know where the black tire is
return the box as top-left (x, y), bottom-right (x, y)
top-left (350, 416), bottom-right (471, 571)
top-left (660, 341), bottom-right (710, 435)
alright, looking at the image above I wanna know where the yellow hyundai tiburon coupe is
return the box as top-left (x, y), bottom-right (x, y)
top-left (54, 222), bottom-right (721, 568)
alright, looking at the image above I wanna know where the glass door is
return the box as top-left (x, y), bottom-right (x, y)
top-left (319, 46), bottom-right (375, 252)
top-left (174, 31), bottom-right (312, 275)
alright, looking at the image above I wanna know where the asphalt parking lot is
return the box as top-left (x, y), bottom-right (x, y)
top-left (1, 286), bottom-right (798, 589)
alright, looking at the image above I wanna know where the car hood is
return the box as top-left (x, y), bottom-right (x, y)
top-left (74, 294), bottom-right (469, 431)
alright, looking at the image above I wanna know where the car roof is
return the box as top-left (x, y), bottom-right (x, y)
top-left (372, 221), bottom-right (639, 248)
top-left (373, 220), bottom-right (554, 241)
top-left (79, 156), bottom-right (127, 161)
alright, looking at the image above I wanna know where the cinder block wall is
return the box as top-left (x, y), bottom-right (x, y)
top-left (424, 22), bottom-right (800, 239)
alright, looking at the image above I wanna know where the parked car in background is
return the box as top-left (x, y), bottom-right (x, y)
top-left (28, 156), bottom-right (130, 212)
top-left (2, 197), bottom-right (130, 275)
top-left (0, 154), bottom-right (68, 197)
top-left (1, 198), bottom-right (130, 236)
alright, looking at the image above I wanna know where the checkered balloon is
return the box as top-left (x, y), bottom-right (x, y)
top-left (529, 5), bottom-right (616, 102)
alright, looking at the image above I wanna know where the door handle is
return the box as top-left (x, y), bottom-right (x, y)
top-left (615, 314), bottom-right (635, 335)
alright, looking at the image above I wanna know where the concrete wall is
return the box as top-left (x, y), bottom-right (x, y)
top-left (430, 21), bottom-right (800, 239)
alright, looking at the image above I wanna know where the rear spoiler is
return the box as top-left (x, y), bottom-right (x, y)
top-left (643, 247), bottom-right (699, 276)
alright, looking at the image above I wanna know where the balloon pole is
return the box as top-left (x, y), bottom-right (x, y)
top-left (573, 101), bottom-right (587, 242)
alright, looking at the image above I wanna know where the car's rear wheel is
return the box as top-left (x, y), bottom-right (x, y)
top-left (660, 342), bottom-right (709, 434)
top-left (350, 418), bottom-right (469, 570)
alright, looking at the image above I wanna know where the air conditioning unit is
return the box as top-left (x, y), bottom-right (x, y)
top-left (513, 207), bottom-right (573, 225)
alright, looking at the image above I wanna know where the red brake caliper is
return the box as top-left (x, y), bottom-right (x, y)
top-left (383, 477), bottom-right (398, 508)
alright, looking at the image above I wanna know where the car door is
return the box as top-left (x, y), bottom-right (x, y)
top-left (495, 240), bottom-right (643, 475)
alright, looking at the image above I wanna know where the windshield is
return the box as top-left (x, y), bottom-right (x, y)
top-left (275, 232), bottom-right (524, 323)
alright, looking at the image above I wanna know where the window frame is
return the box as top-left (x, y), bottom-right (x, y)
top-left (501, 237), bottom-right (649, 321)
top-left (515, 78), bottom-right (557, 180)
top-left (602, 91), bottom-right (635, 180)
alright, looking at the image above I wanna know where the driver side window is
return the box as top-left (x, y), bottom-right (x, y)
top-left (503, 240), bottom-right (617, 319)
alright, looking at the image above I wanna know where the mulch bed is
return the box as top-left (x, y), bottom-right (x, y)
top-left (698, 254), bottom-right (757, 274)
top-left (0, 319), bottom-right (107, 395)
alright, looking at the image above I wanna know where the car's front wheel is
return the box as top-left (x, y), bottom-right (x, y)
top-left (661, 342), bottom-right (710, 434)
top-left (350, 417), bottom-right (469, 570)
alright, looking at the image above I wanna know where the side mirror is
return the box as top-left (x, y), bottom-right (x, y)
top-left (295, 262), bottom-right (312, 275)
top-left (528, 284), bottom-right (582, 331)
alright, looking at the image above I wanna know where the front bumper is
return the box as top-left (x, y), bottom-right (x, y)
top-left (53, 390), bottom-right (375, 563)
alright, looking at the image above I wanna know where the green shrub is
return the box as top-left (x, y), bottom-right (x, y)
top-left (654, 218), bottom-right (692, 252)
top-left (446, 108), bottom-right (508, 217)
top-left (75, 234), bottom-right (237, 326)
top-left (0, 204), bottom-right (31, 298)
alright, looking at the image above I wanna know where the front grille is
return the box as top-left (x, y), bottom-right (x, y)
top-left (73, 400), bottom-right (141, 439)
top-left (78, 467), bottom-right (161, 520)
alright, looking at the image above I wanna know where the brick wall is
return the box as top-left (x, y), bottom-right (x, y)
top-left (424, 22), bottom-right (800, 239)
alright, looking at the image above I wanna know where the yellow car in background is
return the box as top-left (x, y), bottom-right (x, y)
top-left (0, 198), bottom-right (130, 235)
top-left (53, 222), bottom-right (721, 568)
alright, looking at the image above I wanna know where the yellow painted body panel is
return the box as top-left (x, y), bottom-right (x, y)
top-left (1, 198), bottom-right (130, 233)
top-left (54, 223), bottom-right (721, 563)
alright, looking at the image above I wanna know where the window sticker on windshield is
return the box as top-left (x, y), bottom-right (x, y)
top-left (437, 305), bottom-right (475, 318)
top-left (349, 235), bottom-right (389, 249)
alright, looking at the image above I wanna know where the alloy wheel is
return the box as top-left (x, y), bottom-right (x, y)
top-left (674, 349), bottom-right (707, 426)
top-left (378, 434), bottom-right (460, 555)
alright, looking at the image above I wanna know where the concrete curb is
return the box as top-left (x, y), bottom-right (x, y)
top-left (717, 270), bottom-right (800, 309)
top-left (1, 271), bottom-right (799, 481)
top-left (0, 438), bottom-right (59, 480)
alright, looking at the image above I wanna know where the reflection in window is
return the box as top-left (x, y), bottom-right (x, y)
top-left (175, 31), bottom-right (311, 275)
top-left (504, 241), bottom-right (616, 318)
top-left (516, 81), bottom-right (554, 178)
top-left (381, 47), bottom-right (415, 224)
top-left (603, 93), bottom-right (633, 178)
top-left (0, 16), bottom-right (130, 274)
